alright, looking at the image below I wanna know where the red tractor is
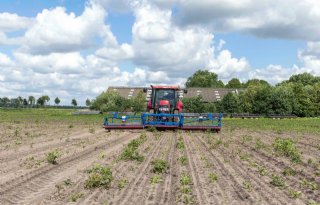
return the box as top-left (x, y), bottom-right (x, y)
top-left (103, 85), bottom-right (222, 132)
top-left (144, 85), bottom-right (185, 115)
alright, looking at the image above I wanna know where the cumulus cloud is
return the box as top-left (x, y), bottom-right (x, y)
top-left (94, 0), bottom-right (179, 12)
top-left (13, 52), bottom-right (86, 74)
top-left (0, 1), bottom-right (139, 105)
top-left (95, 43), bottom-right (134, 60)
top-left (93, 0), bottom-right (132, 12)
top-left (176, 0), bottom-right (320, 41)
top-left (0, 32), bottom-right (9, 45)
top-left (0, 54), bottom-right (148, 105)
top-left (130, 3), bottom-right (249, 80)
top-left (0, 52), bottom-right (14, 66)
top-left (298, 42), bottom-right (320, 75)
top-left (249, 65), bottom-right (300, 84)
top-left (249, 42), bottom-right (320, 84)
top-left (20, 2), bottom-right (116, 54)
top-left (208, 50), bottom-right (249, 80)
top-left (0, 12), bottom-right (34, 32)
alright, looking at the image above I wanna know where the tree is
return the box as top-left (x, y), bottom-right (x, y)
top-left (37, 95), bottom-right (50, 106)
top-left (10, 98), bottom-right (20, 108)
top-left (291, 83), bottom-right (316, 117)
top-left (85, 98), bottom-right (91, 107)
top-left (285, 72), bottom-right (320, 86)
top-left (204, 102), bottom-right (216, 113)
top-left (23, 99), bottom-right (28, 106)
top-left (182, 96), bottom-right (205, 113)
top-left (17, 96), bottom-right (23, 106)
top-left (132, 91), bottom-right (146, 112)
top-left (313, 83), bottom-right (320, 115)
top-left (221, 93), bottom-right (240, 113)
top-left (185, 70), bottom-right (224, 88)
top-left (71, 99), bottom-right (77, 107)
top-left (269, 85), bottom-right (295, 115)
top-left (1, 97), bottom-right (10, 107)
top-left (37, 97), bottom-right (45, 106)
top-left (37, 95), bottom-right (50, 107)
top-left (54, 97), bottom-right (61, 106)
top-left (252, 85), bottom-right (273, 115)
top-left (244, 79), bottom-right (270, 88)
top-left (238, 90), bottom-right (254, 113)
top-left (42, 95), bottom-right (50, 105)
top-left (28, 96), bottom-right (35, 106)
top-left (226, 78), bottom-right (242, 88)
top-left (91, 91), bottom-right (127, 112)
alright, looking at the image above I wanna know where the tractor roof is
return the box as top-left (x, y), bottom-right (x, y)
top-left (151, 85), bottom-right (180, 90)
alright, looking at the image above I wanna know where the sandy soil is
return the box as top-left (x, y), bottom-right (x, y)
top-left (0, 124), bottom-right (319, 205)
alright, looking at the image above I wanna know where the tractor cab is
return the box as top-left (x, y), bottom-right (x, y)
top-left (146, 85), bottom-right (183, 115)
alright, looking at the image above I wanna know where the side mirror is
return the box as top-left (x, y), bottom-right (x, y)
top-left (143, 88), bottom-right (148, 93)
top-left (183, 89), bottom-right (188, 94)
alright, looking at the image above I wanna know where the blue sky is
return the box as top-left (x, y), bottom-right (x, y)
top-left (0, 0), bottom-right (319, 105)
top-left (215, 33), bottom-right (306, 68)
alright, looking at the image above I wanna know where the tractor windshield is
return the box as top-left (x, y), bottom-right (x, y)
top-left (154, 89), bottom-right (176, 107)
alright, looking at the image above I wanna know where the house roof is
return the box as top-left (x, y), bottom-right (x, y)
top-left (184, 88), bottom-right (244, 102)
top-left (107, 86), bottom-right (145, 99)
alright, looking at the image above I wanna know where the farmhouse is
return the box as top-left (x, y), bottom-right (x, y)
top-left (107, 86), bottom-right (243, 102)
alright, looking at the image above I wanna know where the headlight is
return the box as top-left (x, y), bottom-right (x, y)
top-left (159, 107), bottom-right (169, 111)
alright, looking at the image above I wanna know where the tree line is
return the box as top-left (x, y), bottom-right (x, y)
top-left (183, 71), bottom-right (320, 117)
top-left (1, 71), bottom-right (319, 117)
top-left (90, 90), bottom-right (145, 112)
top-left (0, 95), bottom-right (92, 108)
top-left (90, 71), bottom-right (320, 117)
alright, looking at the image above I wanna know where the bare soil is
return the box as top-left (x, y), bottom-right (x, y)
top-left (0, 123), bottom-right (319, 205)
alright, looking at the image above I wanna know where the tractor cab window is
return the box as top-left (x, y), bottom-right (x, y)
top-left (154, 89), bottom-right (176, 107)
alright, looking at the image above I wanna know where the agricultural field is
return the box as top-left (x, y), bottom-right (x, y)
top-left (0, 109), bottom-right (319, 205)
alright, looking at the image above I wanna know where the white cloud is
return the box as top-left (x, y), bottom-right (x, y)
top-left (93, 0), bottom-right (132, 12)
top-left (0, 32), bottom-right (8, 45)
top-left (217, 40), bottom-right (226, 51)
top-left (130, 3), bottom-right (249, 81)
top-left (94, 0), bottom-right (179, 12)
top-left (0, 12), bottom-right (34, 32)
top-left (133, 4), bottom-right (171, 42)
top-left (0, 32), bottom-right (22, 45)
top-left (95, 43), bottom-right (134, 60)
top-left (0, 52), bottom-right (14, 66)
top-left (21, 2), bottom-right (116, 54)
top-left (249, 65), bottom-right (299, 84)
top-left (298, 42), bottom-right (320, 75)
top-left (176, 0), bottom-right (320, 41)
top-left (14, 52), bottom-right (86, 74)
top-left (208, 50), bottom-right (249, 80)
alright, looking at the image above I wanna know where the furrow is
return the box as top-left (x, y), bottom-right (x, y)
top-left (77, 133), bottom-right (159, 205)
top-left (183, 135), bottom-right (209, 205)
top-left (146, 132), bottom-right (176, 204)
top-left (196, 135), bottom-right (255, 204)
top-left (113, 134), bottom-right (168, 205)
top-left (0, 132), bottom-right (135, 204)
top-left (199, 135), bottom-right (295, 205)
